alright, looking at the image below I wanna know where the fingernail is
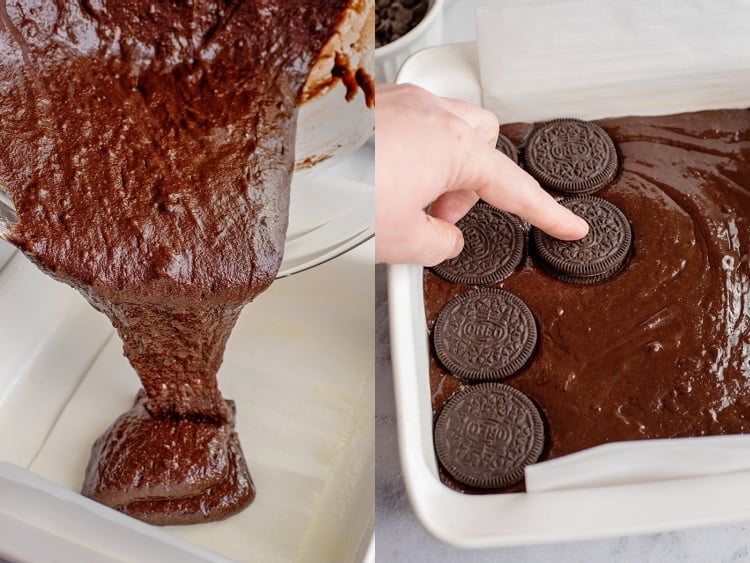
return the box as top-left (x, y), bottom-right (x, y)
top-left (578, 217), bottom-right (590, 237)
top-left (449, 232), bottom-right (464, 259)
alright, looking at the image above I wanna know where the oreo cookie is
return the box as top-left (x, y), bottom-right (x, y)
top-left (433, 288), bottom-right (537, 381)
top-left (532, 196), bottom-right (631, 284)
top-left (432, 202), bottom-right (524, 286)
top-left (525, 118), bottom-right (618, 195)
top-left (434, 383), bottom-right (545, 489)
top-left (495, 131), bottom-right (518, 164)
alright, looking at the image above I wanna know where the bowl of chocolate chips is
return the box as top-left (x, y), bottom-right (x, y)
top-left (375, 0), bottom-right (444, 82)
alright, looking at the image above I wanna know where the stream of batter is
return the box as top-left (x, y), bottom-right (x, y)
top-left (0, 0), bottom-right (351, 524)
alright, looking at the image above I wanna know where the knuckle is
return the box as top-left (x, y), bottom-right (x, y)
top-left (479, 107), bottom-right (500, 129)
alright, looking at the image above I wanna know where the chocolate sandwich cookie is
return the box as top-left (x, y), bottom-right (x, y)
top-left (525, 118), bottom-right (618, 195)
top-left (433, 288), bottom-right (537, 381)
top-left (434, 383), bottom-right (545, 489)
top-left (495, 131), bottom-right (519, 164)
top-left (432, 202), bottom-right (525, 286)
top-left (532, 196), bottom-right (631, 284)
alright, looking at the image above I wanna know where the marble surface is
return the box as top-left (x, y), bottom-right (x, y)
top-left (375, 1), bottom-right (750, 560)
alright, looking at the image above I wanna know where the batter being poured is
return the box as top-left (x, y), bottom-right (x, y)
top-left (0, 0), bottom-right (353, 524)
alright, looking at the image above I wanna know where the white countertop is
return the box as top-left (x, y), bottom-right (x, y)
top-left (375, 1), bottom-right (750, 560)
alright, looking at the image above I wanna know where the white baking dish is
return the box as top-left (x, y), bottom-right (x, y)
top-left (388, 1), bottom-right (750, 547)
top-left (0, 151), bottom-right (374, 562)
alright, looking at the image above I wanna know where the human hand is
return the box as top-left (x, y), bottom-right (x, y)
top-left (375, 83), bottom-right (589, 266)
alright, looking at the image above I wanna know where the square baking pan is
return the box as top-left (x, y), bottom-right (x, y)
top-left (0, 148), bottom-right (375, 562)
top-left (388, 0), bottom-right (750, 547)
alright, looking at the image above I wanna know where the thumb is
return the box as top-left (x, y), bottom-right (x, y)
top-left (412, 214), bottom-right (465, 267)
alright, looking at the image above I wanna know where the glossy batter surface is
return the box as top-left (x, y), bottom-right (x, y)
top-left (0, 0), bottom-right (348, 522)
top-left (425, 108), bottom-right (750, 492)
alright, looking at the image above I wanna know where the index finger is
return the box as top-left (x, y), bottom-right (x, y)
top-left (437, 96), bottom-right (500, 148)
top-left (455, 142), bottom-right (589, 241)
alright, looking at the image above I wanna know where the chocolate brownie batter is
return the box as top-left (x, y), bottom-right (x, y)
top-left (425, 108), bottom-right (750, 492)
top-left (0, 1), bottom-right (351, 523)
